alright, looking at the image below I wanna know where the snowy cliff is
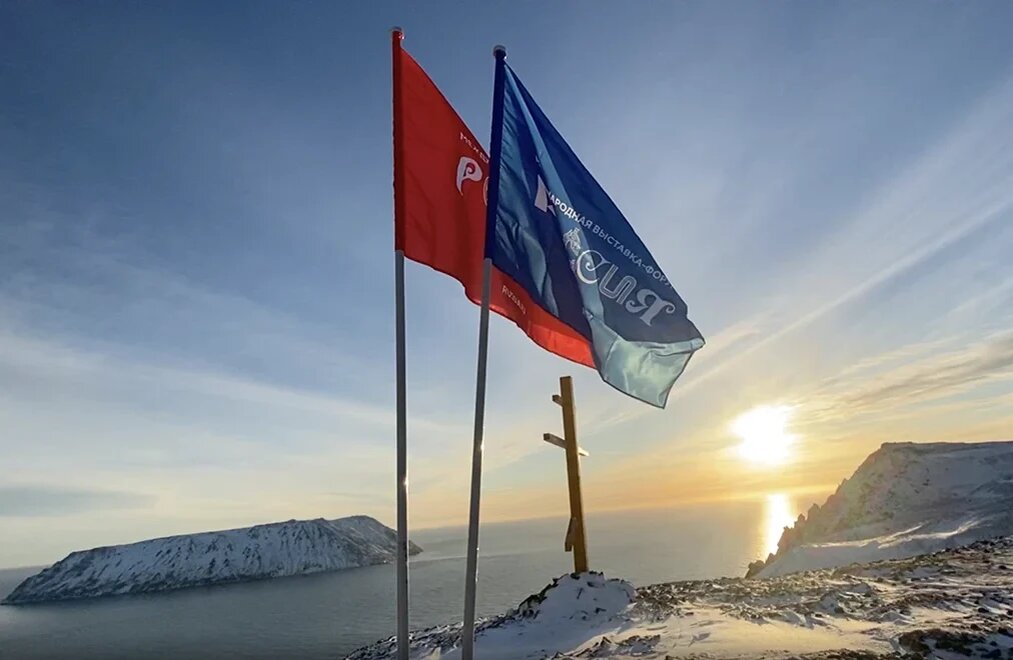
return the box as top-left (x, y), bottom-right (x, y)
top-left (2, 515), bottom-right (422, 604)
top-left (746, 440), bottom-right (1013, 578)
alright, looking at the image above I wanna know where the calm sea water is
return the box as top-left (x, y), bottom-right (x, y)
top-left (0, 495), bottom-right (811, 660)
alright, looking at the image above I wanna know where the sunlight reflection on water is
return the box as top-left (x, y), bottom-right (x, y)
top-left (763, 493), bottom-right (797, 557)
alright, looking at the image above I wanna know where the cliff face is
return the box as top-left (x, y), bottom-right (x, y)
top-left (3, 515), bottom-right (421, 604)
top-left (747, 440), bottom-right (1013, 578)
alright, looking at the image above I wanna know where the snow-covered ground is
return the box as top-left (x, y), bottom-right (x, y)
top-left (3, 515), bottom-right (420, 604)
top-left (350, 537), bottom-right (1013, 659)
top-left (749, 441), bottom-right (1013, 578)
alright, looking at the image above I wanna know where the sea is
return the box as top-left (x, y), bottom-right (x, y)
top-left (0, 493), bottom-right (814, 660)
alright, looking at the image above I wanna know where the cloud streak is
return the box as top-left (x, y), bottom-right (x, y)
top-left (0, 328), bottom-right (463, 438)
top-left (802, 331), bottom-right (1013, 424)
top-left (663, 73), bottom-right (1013, 396)
top-left (0, 486), bottom-right (155, 517)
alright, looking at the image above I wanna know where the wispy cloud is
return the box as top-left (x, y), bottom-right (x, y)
top-left (0, 486), bottom-right (155, 517)
top-left (648, 73), bottom-right (1013, 398)
top-left (0, 329), bottom-right (462, 437)
top-left (801, 331), bottom-right (1013, 424)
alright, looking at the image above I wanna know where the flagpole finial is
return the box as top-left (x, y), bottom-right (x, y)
top-left (390, 26), bottom-right (404, 40)
top-left (493, 45), bottom-right (507, 59)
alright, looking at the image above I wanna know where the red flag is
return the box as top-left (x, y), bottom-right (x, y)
top-left (393, 44), bottom-right (593, 367)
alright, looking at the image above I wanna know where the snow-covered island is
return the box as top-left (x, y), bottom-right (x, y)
top-left (2, 515), bottom-right (421, 604)
top-left (350, 441), bottom-right (1013, 658)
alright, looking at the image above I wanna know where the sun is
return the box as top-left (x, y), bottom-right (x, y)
top-left (731, 405), bottom-right (796, 466)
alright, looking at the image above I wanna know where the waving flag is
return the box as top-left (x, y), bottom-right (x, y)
top-left (486, 63), bottom-right (705, 407)
top-left (393, 46), bottom-right (592, 367)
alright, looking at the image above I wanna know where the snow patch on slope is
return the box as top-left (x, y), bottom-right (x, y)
top-left (348, 572), bottom-right (635, 660)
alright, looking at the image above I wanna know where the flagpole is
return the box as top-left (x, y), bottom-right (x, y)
top-left (390, 26), bottom-right (410, 660)
top-left (461, 44), bottom-right (507, 660)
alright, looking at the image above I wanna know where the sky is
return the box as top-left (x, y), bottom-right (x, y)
top-left (1, 1), bottom-right (1012, 568)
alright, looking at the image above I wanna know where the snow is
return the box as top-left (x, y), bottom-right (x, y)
top-left (2, 515), bottom-right (421, 604)
top-left (348, 572), bottom-right (637, 660)
top-left (759, 518), bottom-right (986, 578)
top-left (456, 573), bottom-right (636, 659)
top-left (749, 440), bottom-right (1013, 578)
top-left (350, 537), bottom-right (1013, 659)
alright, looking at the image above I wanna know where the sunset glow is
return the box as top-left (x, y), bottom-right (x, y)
top-left (732, 405), bottom-right (796, 466)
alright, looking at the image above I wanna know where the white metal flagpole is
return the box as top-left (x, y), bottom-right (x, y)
top-left (461, 44), bottom-right (508, 660)
top-left (394, 250), bottom-right (409, 659)
top-left (391, 26), bottom-right (410, 660)
top-left (460, 257), bottom-right (492, 660)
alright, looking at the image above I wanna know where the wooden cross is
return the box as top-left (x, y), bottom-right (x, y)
top-left (542, 375), bottom-right (589, 573)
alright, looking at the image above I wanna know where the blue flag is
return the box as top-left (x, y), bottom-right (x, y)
top-left (486, 62), bottom-right (705, 407)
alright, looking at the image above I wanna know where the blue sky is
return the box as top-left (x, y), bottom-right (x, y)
top-left (2, 1), bottom-right (1012, 568)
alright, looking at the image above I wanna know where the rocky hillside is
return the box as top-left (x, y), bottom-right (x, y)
top-left (746, 440), bottom-right (1013, 578)
top-left (350, 537), bottom-right (1013, 659)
